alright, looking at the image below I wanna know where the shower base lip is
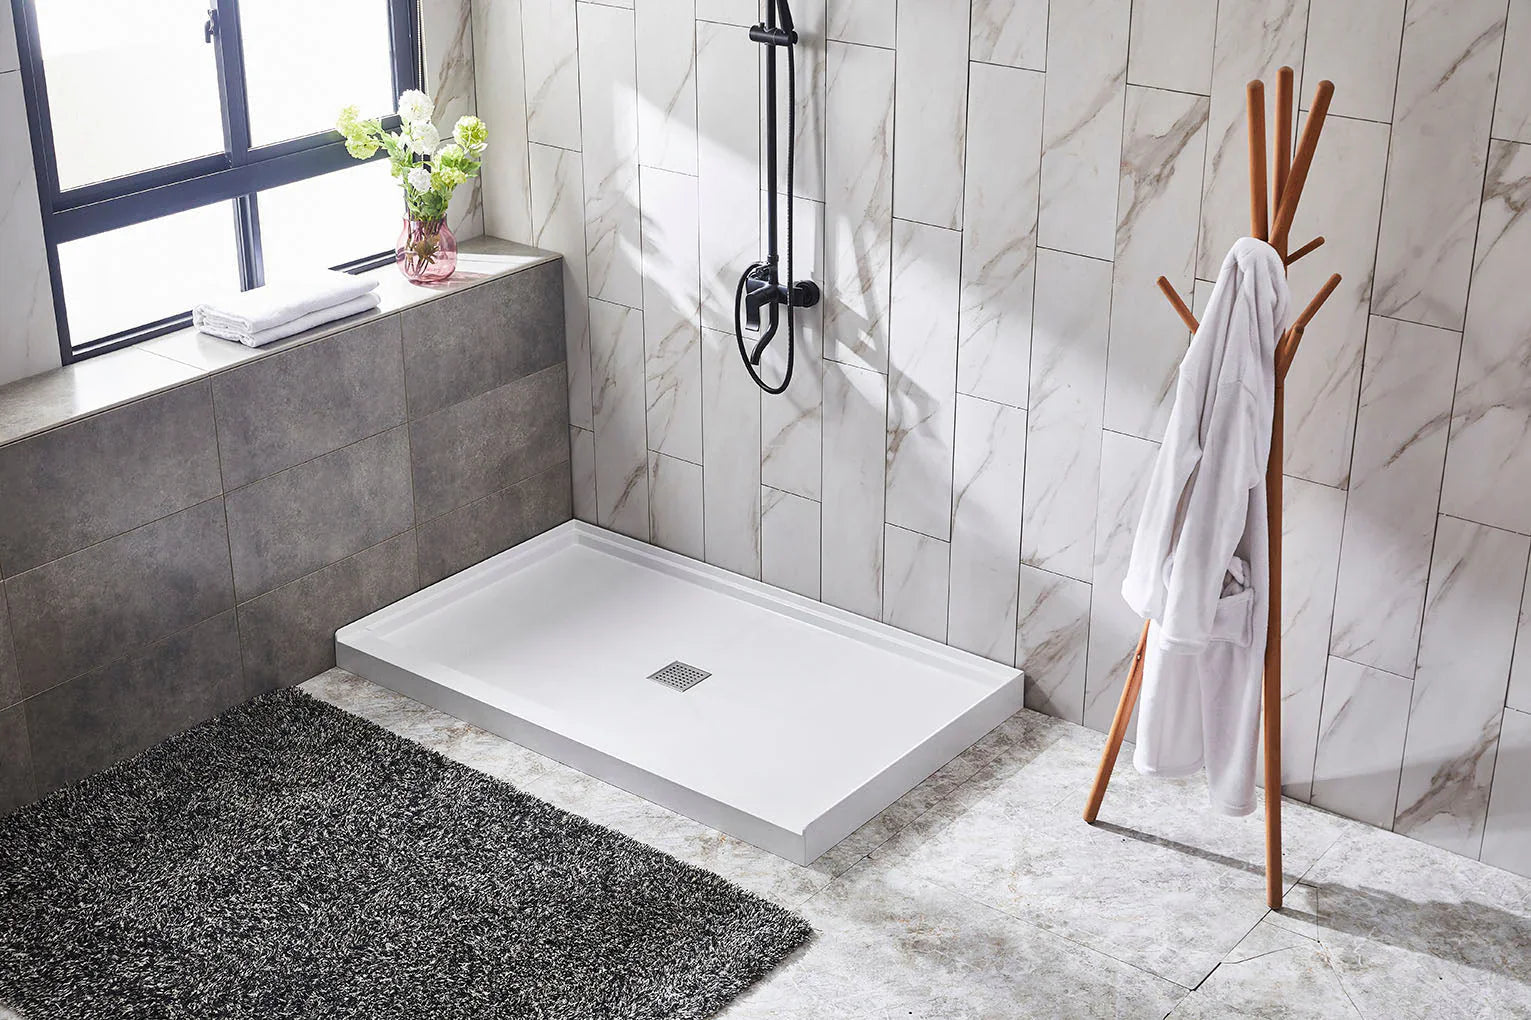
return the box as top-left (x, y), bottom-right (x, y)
top-left (337, 521), bottom-right (1025, 866)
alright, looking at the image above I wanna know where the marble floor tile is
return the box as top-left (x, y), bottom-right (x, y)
top-left (719, 858), bottom-right (1186, 1019)
top-left (1294, 824), bottom-right (1531, 1018)
top-left (303, 669), bottom-right (1531, 1017)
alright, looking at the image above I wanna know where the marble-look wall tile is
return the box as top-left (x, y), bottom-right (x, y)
top-left (590, 299), bottom-right (650, 538)
top-left (472, 0), bottom-right (533, 241)
top-left (823, 40), bottom-right (895, 373)
top-left (1372, 0), bottom-right (1506, 330)
top-left (695, 0), bottom-right (757, 26)
top-left (1084, 430), bottom-right (1160, 732)
top-left (1103, 86), bottom-right (1210, 442)
top-left (696, 19), bottom-right (761, 332)
top-left (1195, 0), bottom-right (1308, 279)
top-left (882, 525), bottom-right (951, 642)
top-left (1441, 140), bottom-right (1531, 534)
top-left (760, 195), bottom-right (825, 500)
top-left (571, 425), bottom-right (598, 521)
top-left (957, 63), bottom-right (1045, 409)
top-left (1301, 0), bottom-right (1404, 123)
top-left (1509, 565), bottom-right (1531, 719)
top-left (947, 395), bottom-right (1027, 664)
top-left (826, 0), bottom-right (894, 48)
top-left (970, 0), bottom-right (1047, 71)
top-left (639, 166), bottom-right (703, 463)
top-left (822, 360), bottom-right (886, 619)
top-left (1022, 249), bottom-right (1110, 583)
top-left (647, 450), bottom-right (704, 558)
top-left (634, 0), bottom-right (698, 175)
top-left (529, 143), bottom-right (595, 430)
top-left (1330, 316), bottom-right (1459, 677)
top-left (1283, 114), bottom-right (1390, 488)
top-left (775, 0), bottom-right (826, 205)
top-left (1395, 516), bottom-right (1529, 857)
top-left (0, 6), bottom-right (17, 73)
top-left (1494, 0), bottom-right (1531, 144)
top-left (1310, 657), bottom-right (1412, 830)
top-left (700, 327), bottom-right (761, 577)
top-left (1017, 565), bottom-right (1092, 723)
top-left (1481, 707), bottom-right (1531, 877)
top-left (1278, 476), bottom-right (1347, 802)
top-left (762, 486), bottom-right (822, 599)
top-left (1127, 0), bottom-right (1217, 95)
top-left (577, 3), bottom-right (645, 310)
top-left (521, 0), bottom-right (584, 149)
top-left (1036, 0), bottom-right (1130, 261)
top-left (422, 0), bottom-right (484, 236)
top-left (885, 219), bottom-right (961, 541)
top-left (0, 73), bottom-right (60, 386)
top-left (890, 0), bottom-right (968, 231)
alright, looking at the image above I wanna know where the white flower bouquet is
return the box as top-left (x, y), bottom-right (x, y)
top-left (337, 90), bottom-right (488, 280)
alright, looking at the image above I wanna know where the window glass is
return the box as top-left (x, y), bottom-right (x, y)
top-left (258, 160), bottom-right (400, 279)
top-left (240, 0), bottom-right (397, 148)
top-left (56, 203), bottom-right (241, 345)
top-left (34, 0), bottom-right (225, 190)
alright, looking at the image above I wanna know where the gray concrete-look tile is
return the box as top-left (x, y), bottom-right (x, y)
top-left (400, 260), bottom-right (566, 419)
top-left (4, 498), bottom-right (234, 696)
top-left (409, 362), bottom-right (570, 522)
top-left (237, 531), bottom-right (419, 694)
top-left (0, 589), bottom-right (18, 710)
top-left (0, 348), bottom-right (203, 449)
top-left (0, 381), bottom-right (221, 576)
top-left (212, 315), bottom-right (407, 489)
top-left (0, 703), bottom-right (34, 816)
top-left (23, 611), bottom-right (241, 796)
top-left (415, 460), bottom-right (572, 586)
top-left (224, 427), bottom-right (414, 601)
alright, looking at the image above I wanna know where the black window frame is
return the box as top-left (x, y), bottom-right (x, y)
top-left (11, 0), bottom-right (423, 364)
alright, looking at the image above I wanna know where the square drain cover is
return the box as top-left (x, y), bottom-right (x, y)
top-left (648, 661), bottom-right (711, 691)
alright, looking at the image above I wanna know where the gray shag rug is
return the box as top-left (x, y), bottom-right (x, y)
top-left (0, 688), bottom-right (811, 1019)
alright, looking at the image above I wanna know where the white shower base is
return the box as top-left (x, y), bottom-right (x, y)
top-left (336, 522), bottom-right (1024, 865)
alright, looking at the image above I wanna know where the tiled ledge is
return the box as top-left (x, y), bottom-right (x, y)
top-left (0, 237), bottom-right (559, 448)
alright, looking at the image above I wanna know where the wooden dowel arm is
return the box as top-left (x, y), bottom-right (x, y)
top-left (1285, 236), bottom-right (1325, 266)
top-left (1275, 272), bottom-right (1341, 377)
top-left (1157, 276), bottom-right (1200, 332)
top-left (1248, 80), bottom-right (1269, 241)
top-left (1271, 80), bottom-right (1334, 249)
top-left (1274, 67), bottom-right (1294, 220)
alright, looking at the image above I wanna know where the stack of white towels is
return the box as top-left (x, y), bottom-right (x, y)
top-left (193, 270), bottom-right (381, 348)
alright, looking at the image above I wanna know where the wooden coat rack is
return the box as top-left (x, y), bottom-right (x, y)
top-left (1082, 67), bottom-right (1342, 910)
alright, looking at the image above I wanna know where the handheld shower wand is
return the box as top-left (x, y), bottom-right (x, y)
top-left (732, 0), bottom-right (820, 395)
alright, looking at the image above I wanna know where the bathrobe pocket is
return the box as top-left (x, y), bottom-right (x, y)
top-left (1207, 557), bottom-right (1255, 647)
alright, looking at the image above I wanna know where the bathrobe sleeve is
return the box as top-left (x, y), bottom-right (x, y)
top-left (1155, 380), bottom-right (1266, 653)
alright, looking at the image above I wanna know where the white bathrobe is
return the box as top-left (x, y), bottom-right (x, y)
top-left (1120, 237), bottom-right (1291, 816)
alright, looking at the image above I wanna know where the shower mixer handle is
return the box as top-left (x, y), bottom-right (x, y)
top-left (742, 265), bottom-right (820, 334)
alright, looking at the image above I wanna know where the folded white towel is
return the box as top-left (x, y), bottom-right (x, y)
top-left (196, 292), bottom-right (382, 348)
top-left (193, 270), bottom-right (379, 337)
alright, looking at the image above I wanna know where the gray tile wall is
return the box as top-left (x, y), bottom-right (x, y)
top-left (477, 0), bottom-right (1531, 878)
top-left (0, 264), bottom-right (571, 812)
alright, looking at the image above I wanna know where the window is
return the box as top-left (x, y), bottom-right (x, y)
top-left (13, 0), bottom-right (422, 362)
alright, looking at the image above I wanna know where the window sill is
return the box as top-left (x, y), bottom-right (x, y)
top-left (0, 237), bottom-right (560, 449)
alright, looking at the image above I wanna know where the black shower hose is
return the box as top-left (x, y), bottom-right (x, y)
top-left (732, 38), bottom-right (798, 395)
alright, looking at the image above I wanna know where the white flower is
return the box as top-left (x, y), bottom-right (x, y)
top-left (405, 120), bottom-right (441, 154)
top-left (407, 166), bottom-right (433, 193)
top-left (397, 89), bottom-right (433, 125)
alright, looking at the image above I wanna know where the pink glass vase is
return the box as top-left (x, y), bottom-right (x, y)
top-left (395, 217), bottom-right (458, 284)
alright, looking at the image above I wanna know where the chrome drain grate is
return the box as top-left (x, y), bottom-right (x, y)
top-left (648, 661), bottom-right (711, 691)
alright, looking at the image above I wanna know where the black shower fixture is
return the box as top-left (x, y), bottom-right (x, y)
top-left (732, 0), bottom-right (820, 395)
